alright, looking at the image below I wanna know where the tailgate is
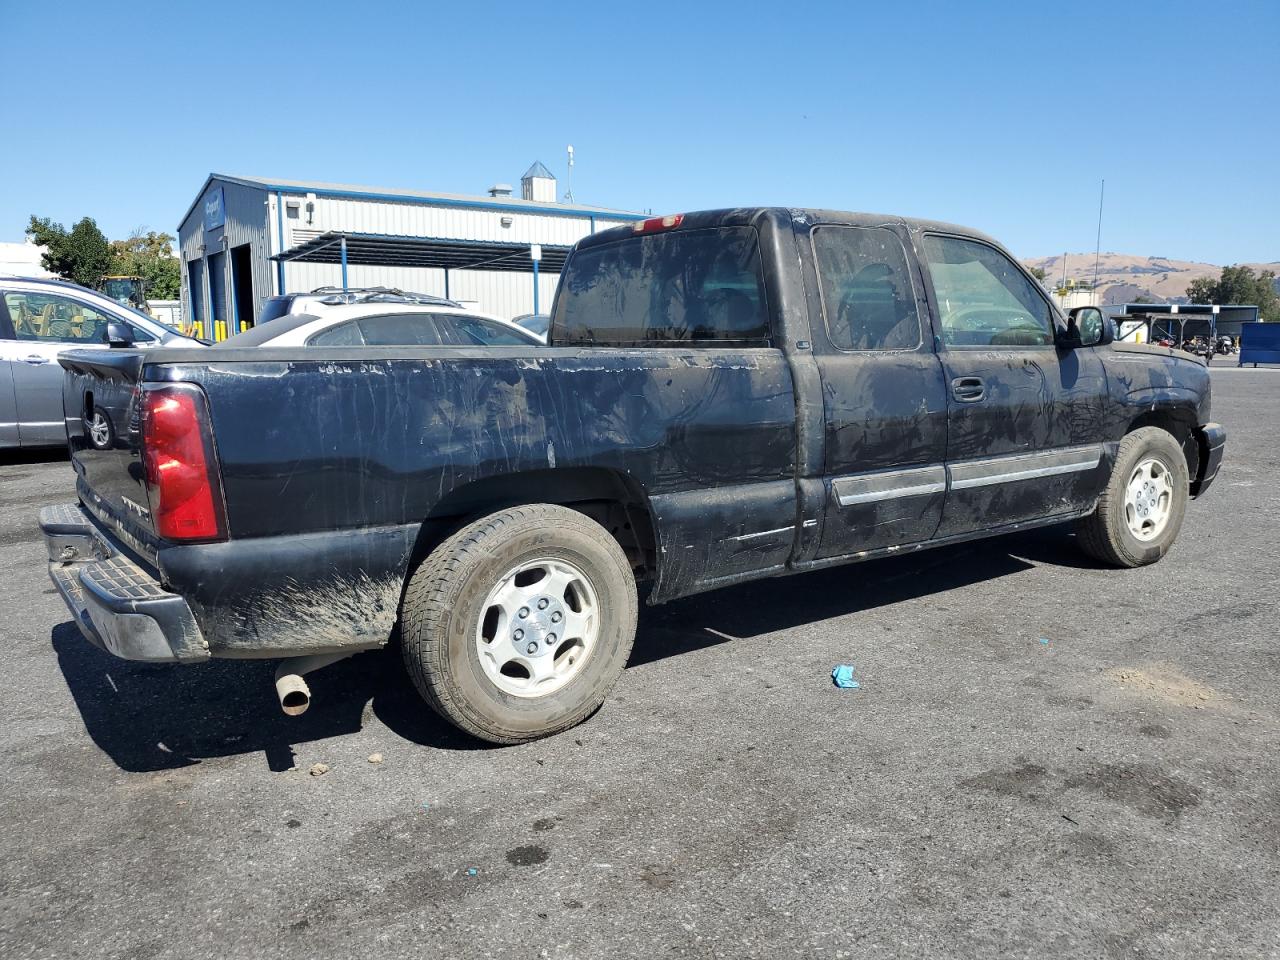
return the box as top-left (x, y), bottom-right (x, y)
top-left (58, 350), bottom-right (160, 558)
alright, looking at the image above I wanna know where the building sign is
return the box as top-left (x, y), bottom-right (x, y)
top-left (203, 187), bottom-right (226, 233)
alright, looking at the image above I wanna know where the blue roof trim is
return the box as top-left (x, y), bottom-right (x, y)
top-left (179, 173), bottom-right (646, 231)
top-left (271, 230), bottom-right (575, 259)
top-left (261, 182), bottom-right (642, 222)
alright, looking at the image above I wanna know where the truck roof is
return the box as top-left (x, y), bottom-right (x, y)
top-left (576, 207), bottom-right (1001, 252)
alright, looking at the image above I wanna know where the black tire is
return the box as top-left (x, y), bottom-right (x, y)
top-left (400, 504), bottom-right (637, 744)
top-left (1076, 427), bottom-right (1189, 567)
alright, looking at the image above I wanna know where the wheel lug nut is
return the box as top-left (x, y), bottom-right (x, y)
top-left (547, 634), bottom-right (557, 644)
top-left (513, 629), bottom-right (524, 641)
top-left (526, 642), bottom-right (537, 655)
top-left (537, 598), bottom-right (549, 610)
top-left (518, 607), bottom-right (529, 618)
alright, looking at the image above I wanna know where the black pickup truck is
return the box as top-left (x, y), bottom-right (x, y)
top-left (42, 208), bottom-right (1225, 743)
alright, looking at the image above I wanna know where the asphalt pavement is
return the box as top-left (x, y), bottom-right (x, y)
top-left (1, 369), bottom-right (1277, 960)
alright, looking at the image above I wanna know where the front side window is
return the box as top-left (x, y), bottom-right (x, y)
top-left (552, 226), bottom-right (770, 345)
top-left (3, 291), bottom-right (123, 344)
top-left (811, 226), bottom-right (921, 351)
top-left (921, 235), bottom-right (1053, 347)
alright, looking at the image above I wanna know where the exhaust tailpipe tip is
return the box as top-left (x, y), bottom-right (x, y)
top-left (275, 673), bottom-right (312, 716)
top-left (273, 652), bottom-right (353, 717)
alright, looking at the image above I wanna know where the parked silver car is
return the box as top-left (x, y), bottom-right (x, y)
top-left (0, 277), bottom-right (204, 448)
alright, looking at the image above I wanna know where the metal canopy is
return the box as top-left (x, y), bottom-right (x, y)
top-left (271, 231), bottom-right (571, 273)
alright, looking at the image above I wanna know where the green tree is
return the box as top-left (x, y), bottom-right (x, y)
top-left (1187, 265), bottom-right (1279, 321)
top-left (1028, 266), bottom-right (1048, 283)
top-left (26, 215), bottom-right (111, 288)
top-left (109, 230), bottom-right (181, 300)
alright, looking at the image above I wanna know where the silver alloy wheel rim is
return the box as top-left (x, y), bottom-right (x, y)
top-left (1124, 456), bottom-right (1174, 541)
top-left (475, 557), bottom-right (599, 698)
top-left (89, 412), bottom-right (110, 447)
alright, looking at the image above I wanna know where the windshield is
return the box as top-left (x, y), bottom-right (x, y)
top-left (114, 301), bottom-right (189, 339)
top-left (102, 279), bottom-right (140, 303)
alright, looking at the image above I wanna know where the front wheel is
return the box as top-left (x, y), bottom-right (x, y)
top-left (1076, 427), bottom-right (1189, 567)
top-left (400, 504), bottom-right (638, 744)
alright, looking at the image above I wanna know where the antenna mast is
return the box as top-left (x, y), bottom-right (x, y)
top-left (565, 145), bottom-right (575, 203)
top-left (1092, 179), bottom-right (1105, 297)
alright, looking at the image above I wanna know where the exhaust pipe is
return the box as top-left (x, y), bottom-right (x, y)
top-left (274, 653), bottom-right (353, 716)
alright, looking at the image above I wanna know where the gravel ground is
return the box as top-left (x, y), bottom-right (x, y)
top-left (1, 370), bottom-right (1277, 960)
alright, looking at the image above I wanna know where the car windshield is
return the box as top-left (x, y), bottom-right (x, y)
top-left (115, 301), bottom-right (187, 338)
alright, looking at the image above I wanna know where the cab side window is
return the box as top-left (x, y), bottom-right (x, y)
top-left (4, 291), bottom-right (115, 344)
top-left (811, 226), bottom-right (921, 351)
top-left (921, 235), bottom-right (1053, 347)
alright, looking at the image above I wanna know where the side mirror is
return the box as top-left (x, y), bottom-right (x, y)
top-left (1062, 306), bottom-right (1110, 348)
top-left (104, 321), bottom-right (136, 348)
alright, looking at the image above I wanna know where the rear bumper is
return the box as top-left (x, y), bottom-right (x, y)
top-left (40, 503), bottom-right (209, 663)
top-left (1190, 422), bottom-right (1226, 498)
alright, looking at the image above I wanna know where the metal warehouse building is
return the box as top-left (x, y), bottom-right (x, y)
top-left (177, 164), bottom-right (644, 339)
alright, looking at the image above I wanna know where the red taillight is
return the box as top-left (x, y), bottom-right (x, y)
top-left (140, 385), bottom-right (226, 542)
top-left (633, 213), bottom-right (684, 234)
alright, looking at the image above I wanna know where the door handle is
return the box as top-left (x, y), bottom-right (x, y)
top-left (22, 355), bottom-right (50, 365)
top-left (951, 376), bottom-right (985, 402)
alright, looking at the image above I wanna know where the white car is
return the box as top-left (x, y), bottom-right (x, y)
top-left (227, 296), bottom-right (542, 349)
top-left (254, 286), bottom-right (463, 325)
top-left (1, 276), bottom-right (204, 448)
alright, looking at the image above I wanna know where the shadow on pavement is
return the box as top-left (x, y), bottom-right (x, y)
top-left (0, 448), bottom-right (69, 467)
top-left (52, 523), bottom-right (1091, 772)
top-left (628, 524), bottom-right (1095, 666)
top-left (51, 623), bottom-right (487, 774)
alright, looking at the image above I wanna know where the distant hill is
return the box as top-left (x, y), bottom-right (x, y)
top-left (1022, 252), bottom-right (1280, 305)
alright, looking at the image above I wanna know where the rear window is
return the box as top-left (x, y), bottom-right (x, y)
top-left (551, 226), bottom-right (770, 346)
top-left (256, 297), bottom-right (294, 324)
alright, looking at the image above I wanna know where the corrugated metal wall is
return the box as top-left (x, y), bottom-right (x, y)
top-left (178, 181), bottom-right (270, 337)
top-left (180, 176), bottom-right (635, 334)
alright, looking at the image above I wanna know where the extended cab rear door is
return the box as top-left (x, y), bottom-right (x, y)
top-left (796, 219), bottom-right (950, 559)
top-left (917, 233), bottom-right (1109, 536)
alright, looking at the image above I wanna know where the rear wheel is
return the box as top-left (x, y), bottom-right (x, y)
top-left (400, 504), bottom-right (637, 744)
top-left (1076, 427), bottom-right (1189, 567)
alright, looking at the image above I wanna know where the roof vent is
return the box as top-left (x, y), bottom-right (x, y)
top-left (521, 162), bottom-right (556, 203)
top-left (488, 184), bottom-right (513, 198)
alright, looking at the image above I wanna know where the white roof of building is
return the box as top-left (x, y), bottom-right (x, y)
top-left (181, 172), bottom-right (641, 229)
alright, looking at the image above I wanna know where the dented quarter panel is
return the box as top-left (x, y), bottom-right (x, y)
top-left (147, 345), bottom-right (797, 650)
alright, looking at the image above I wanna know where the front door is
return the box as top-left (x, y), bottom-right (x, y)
top-left (803, 222), bottom-right (950, 560)
top-left (918, 234), bottom-right (1109, 538)
top-left (0, 289), bottom-right (118, 445)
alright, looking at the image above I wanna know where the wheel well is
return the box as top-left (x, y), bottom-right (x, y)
top-left (408, 467), bottom-right (658, 581)
top-left (1127, 409), bottom-right (1199, 477)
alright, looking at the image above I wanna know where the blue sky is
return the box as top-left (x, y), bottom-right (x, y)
top-left (3, 0), bottom-right (1276, 264)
